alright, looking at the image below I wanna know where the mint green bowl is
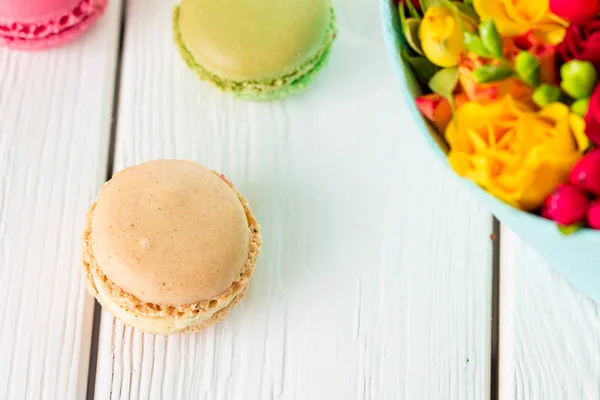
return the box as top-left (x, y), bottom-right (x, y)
top-left (380, 0), bottom-right (600, 301)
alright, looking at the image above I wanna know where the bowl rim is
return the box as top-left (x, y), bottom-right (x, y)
top-left (379, 0), bottom-right (600, 241)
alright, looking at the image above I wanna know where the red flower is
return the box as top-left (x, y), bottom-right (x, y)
top-left (394, 0), bottom-right (421, 9)
top-left (556, 21), bottom-right (600, 73)
top-left (510, 31), bottom-right (558, 84)
top-left (550, 0), bottom-right (600, 23)
top-left (585, 84), bottom-right (600, 145)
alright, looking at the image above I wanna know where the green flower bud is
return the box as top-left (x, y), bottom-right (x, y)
top-left (463, 32), bottom-right (490, 58)
top-left (479, 19), bottom-right (503, 59)
top-left (571, 97), bottom-right (590, 117)
top-left (532, 84), bottom-right (562, 107)
top-left (472, 65), bottom-right (513, 83)
top-left (560, 60), bottom-right (598, 99)
top-left (515, 51), bottom-right (540, 87)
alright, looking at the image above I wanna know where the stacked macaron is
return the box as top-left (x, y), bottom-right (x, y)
top-left (0, 0), bottom-right (107, 50)
top-left (173, 0), bottom-right (337, 100)
top-left (82, 160), bottom-right (262, 334)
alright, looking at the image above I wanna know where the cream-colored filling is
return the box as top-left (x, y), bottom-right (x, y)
top-left (93, 276), bottom-right (234, 334)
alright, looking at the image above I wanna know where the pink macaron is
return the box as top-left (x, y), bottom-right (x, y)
top-left (0, 0), bottom-right (107, 50)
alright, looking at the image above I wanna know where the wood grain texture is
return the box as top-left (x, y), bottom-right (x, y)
top-left (0, 2), bottom-right (122, 399)
top-left (93, 0), bottom-right (494, 398)
top-left (499, 228), bottom-right (600, 399)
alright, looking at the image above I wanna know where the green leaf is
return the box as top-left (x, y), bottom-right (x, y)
top-left (515, 51), bottom-right (540, 87)
top-left (446, 2), bottom-right (476, 34)
top-left (401, 51), bottom-right (440, 85)
top-left (405, 19), bottom-right (424, 54)
top-left (463, 32), bottom-right (491, 58)
top-left (557, 223), bottom-right (584, 236)
top-left (399, 2), bottom-right (424, 55)
top-left (463, 0), bottom-right (473, 4)
top-left (472, 65), bottom-right (513, 83)
top-left (406, 0), bottom-right (421, 18)
top-left (429, 67), bottom-right (459, 114)
top-left (399, 1), bottom-right (407, 34)
top-left (429, 67), bottom-right (459, 98)
top-left (453, 2), bottom-right (480, 27)
top-left (419, 0), bottom-right (447, 11)
top-left (479, 19), bottom-right (503, 59)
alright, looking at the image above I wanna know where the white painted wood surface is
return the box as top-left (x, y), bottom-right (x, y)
top-left (92, 1), bottom-right (494, 399)
top-left (0, 1), bottom-right (122, 399)
top-left (3, 0), bottom-right (600, 395)
top-left (499, 228), bottom-right (600, 399)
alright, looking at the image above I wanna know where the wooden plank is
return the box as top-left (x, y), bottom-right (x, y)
top-left (93, 0), bottom-right (494, 398)
top-left (0, 2), bottom-right (122, 399)
top-left (499, 228), bottom-right (600, 399)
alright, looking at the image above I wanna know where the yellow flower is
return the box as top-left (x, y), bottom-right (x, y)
top-left (419, 6), bottom-right (468, 67)
top-left (473, 0), bottom-right (568, 45)
top-left (446, 96), bottom-right (589, 211)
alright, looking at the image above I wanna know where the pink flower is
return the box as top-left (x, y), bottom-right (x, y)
top-left (542, 184), bottom-right (590, 226)
top-left (587, 200), bottom-right (600, 229)
top-left (395, 0), bottom-right (421, 8)
top-left (556, 21), bottom-right (600, 73)
top-left (550, 0), bottom-right (600, 23)
top-left (570, 149), bottom-right (600, 195)
top-left (585, 84), bottom-right (600, 145)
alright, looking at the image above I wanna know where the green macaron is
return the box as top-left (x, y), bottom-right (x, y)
top-left (173, 0), bottom-right (337, 100)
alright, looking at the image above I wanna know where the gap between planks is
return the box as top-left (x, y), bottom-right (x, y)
top-left (86, 1), bottom-right (128, 399)
top-left (491, 217), bottom-right (501, 400)
top-left (81, 1), bottom-right (501, 398)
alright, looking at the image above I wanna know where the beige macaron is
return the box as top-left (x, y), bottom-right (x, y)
top-left (82, 159), bottom-right (262, 334)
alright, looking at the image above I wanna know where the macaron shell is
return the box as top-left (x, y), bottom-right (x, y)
top-left (233, 41), bottom-right (334, 101)
top-left (178, 0), bottom-right (330, 81)
top-left (82, 174), bottom-right (262, 321)
top-left (173, 4), bottom-right (336, 99)
top-left (0, 0), bottom-right (107, 50)
top-left (89, 270), bottom-right (246, 335)
top-left (90, 160), bottom-right (251, 306)
top-left (0, 0), bottom-right (80, 23)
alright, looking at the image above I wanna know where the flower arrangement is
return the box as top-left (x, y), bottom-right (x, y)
top-left (397, 0), bottom-right (600, 234)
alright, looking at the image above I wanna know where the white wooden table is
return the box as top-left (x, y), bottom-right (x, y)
top-left (1, 1), bottom-right (599, 399)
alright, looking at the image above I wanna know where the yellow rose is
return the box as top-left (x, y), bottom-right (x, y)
top-left (446, 96), bottom-right (589, 211)
top-left (419, 6), bottom-right (468, 67)
top-left (473, 0), bottom-right (568, 45)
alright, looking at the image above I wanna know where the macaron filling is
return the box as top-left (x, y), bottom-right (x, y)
top-left (172, 5), bottom-right (337, 97)
top-left (91, 274), bottom-right (240, 334)
top-left (0, 0), bottom-right (105, 41)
